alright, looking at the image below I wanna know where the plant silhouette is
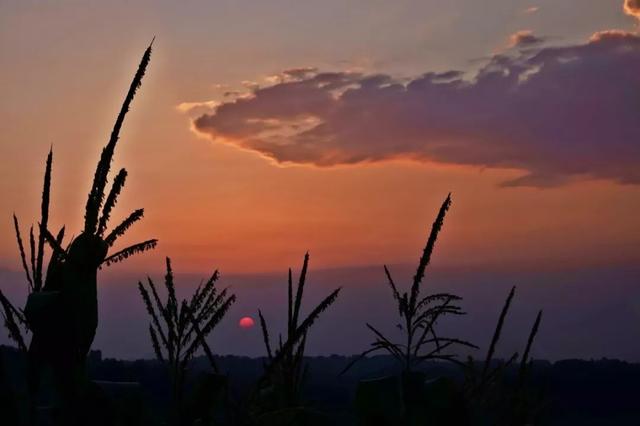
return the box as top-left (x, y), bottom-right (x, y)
top-left (138, 257), bottom-right (236, 425)
top-left (253, 252), bottom-right (340, 424)
top-left (0, 41), bottom-right (557, 426)
top-left (463, 286), bottom-right (544, 425)
top-left (0, 40), bottom-right (157, 425)
top-left (343, 194), bottom-right (476, 376)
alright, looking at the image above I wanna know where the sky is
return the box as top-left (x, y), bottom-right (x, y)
top-left (1, 0), bottom-right (640, 360)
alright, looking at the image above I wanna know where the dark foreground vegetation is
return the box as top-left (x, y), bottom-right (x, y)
top-left (2, 347), bottom-right (639, 426)
top-left (0, 43), bottom-right (638, 425)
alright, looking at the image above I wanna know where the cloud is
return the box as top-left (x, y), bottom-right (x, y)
top-left (282, 67), bottom-right (318, 79)
top-left (625, 0), bottom-right (640, 21)
top-left (193, 32), bottom-right (640, 187)
top-left (176, 100), bottom-right (219, 113)
top-left (507, 30), bottom-right (544, 48)
top-left (523, 6), bottom-right (539, 14)
top-left (589, 29), bottom-right (639, 42)
top-left (241, 80), bottom-right (260, 90)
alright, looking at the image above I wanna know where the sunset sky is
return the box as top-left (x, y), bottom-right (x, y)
top-left (1, 0), bottom-right (640, 359)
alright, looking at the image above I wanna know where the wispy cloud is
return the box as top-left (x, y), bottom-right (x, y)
top-left (176, 100), bottom-right (220, 114)
top-left (507, 30), bottom-right (545, 48)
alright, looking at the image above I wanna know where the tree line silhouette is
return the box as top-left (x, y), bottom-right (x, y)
top-left (0, 42), bottom-right (546, 426)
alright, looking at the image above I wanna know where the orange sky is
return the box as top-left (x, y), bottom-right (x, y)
top-left (1, 0), bottom-right (640, 276)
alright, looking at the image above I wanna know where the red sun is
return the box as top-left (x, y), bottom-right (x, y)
top-left (239, 316), bottom-right (255, 329)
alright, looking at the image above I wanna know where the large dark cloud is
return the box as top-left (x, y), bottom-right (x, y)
top-left (194, 31), bottom-right (640, 186)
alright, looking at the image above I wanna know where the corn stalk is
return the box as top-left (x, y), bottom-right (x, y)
top-left (0, 40), bottom-right (158, 425)
top-left (343, 194), bottom-right (476, 375)
top-left (138, 257), bottom-right (235, 425)
top-left (257, 252), bottom-right (340, 412)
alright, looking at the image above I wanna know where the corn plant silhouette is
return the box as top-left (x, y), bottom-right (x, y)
top-left (342, 194), bottom-right (476, 376)
top-left (0, 40), bottom-right (157, 425)
top-left (138, 257), bottom-right (236, 426)
top-left (0, 149), bottom-right (55, 358)
top-left (464, 286), bottom-right (544, 425)
top-left (254, 252), bottom-right (340, 421)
